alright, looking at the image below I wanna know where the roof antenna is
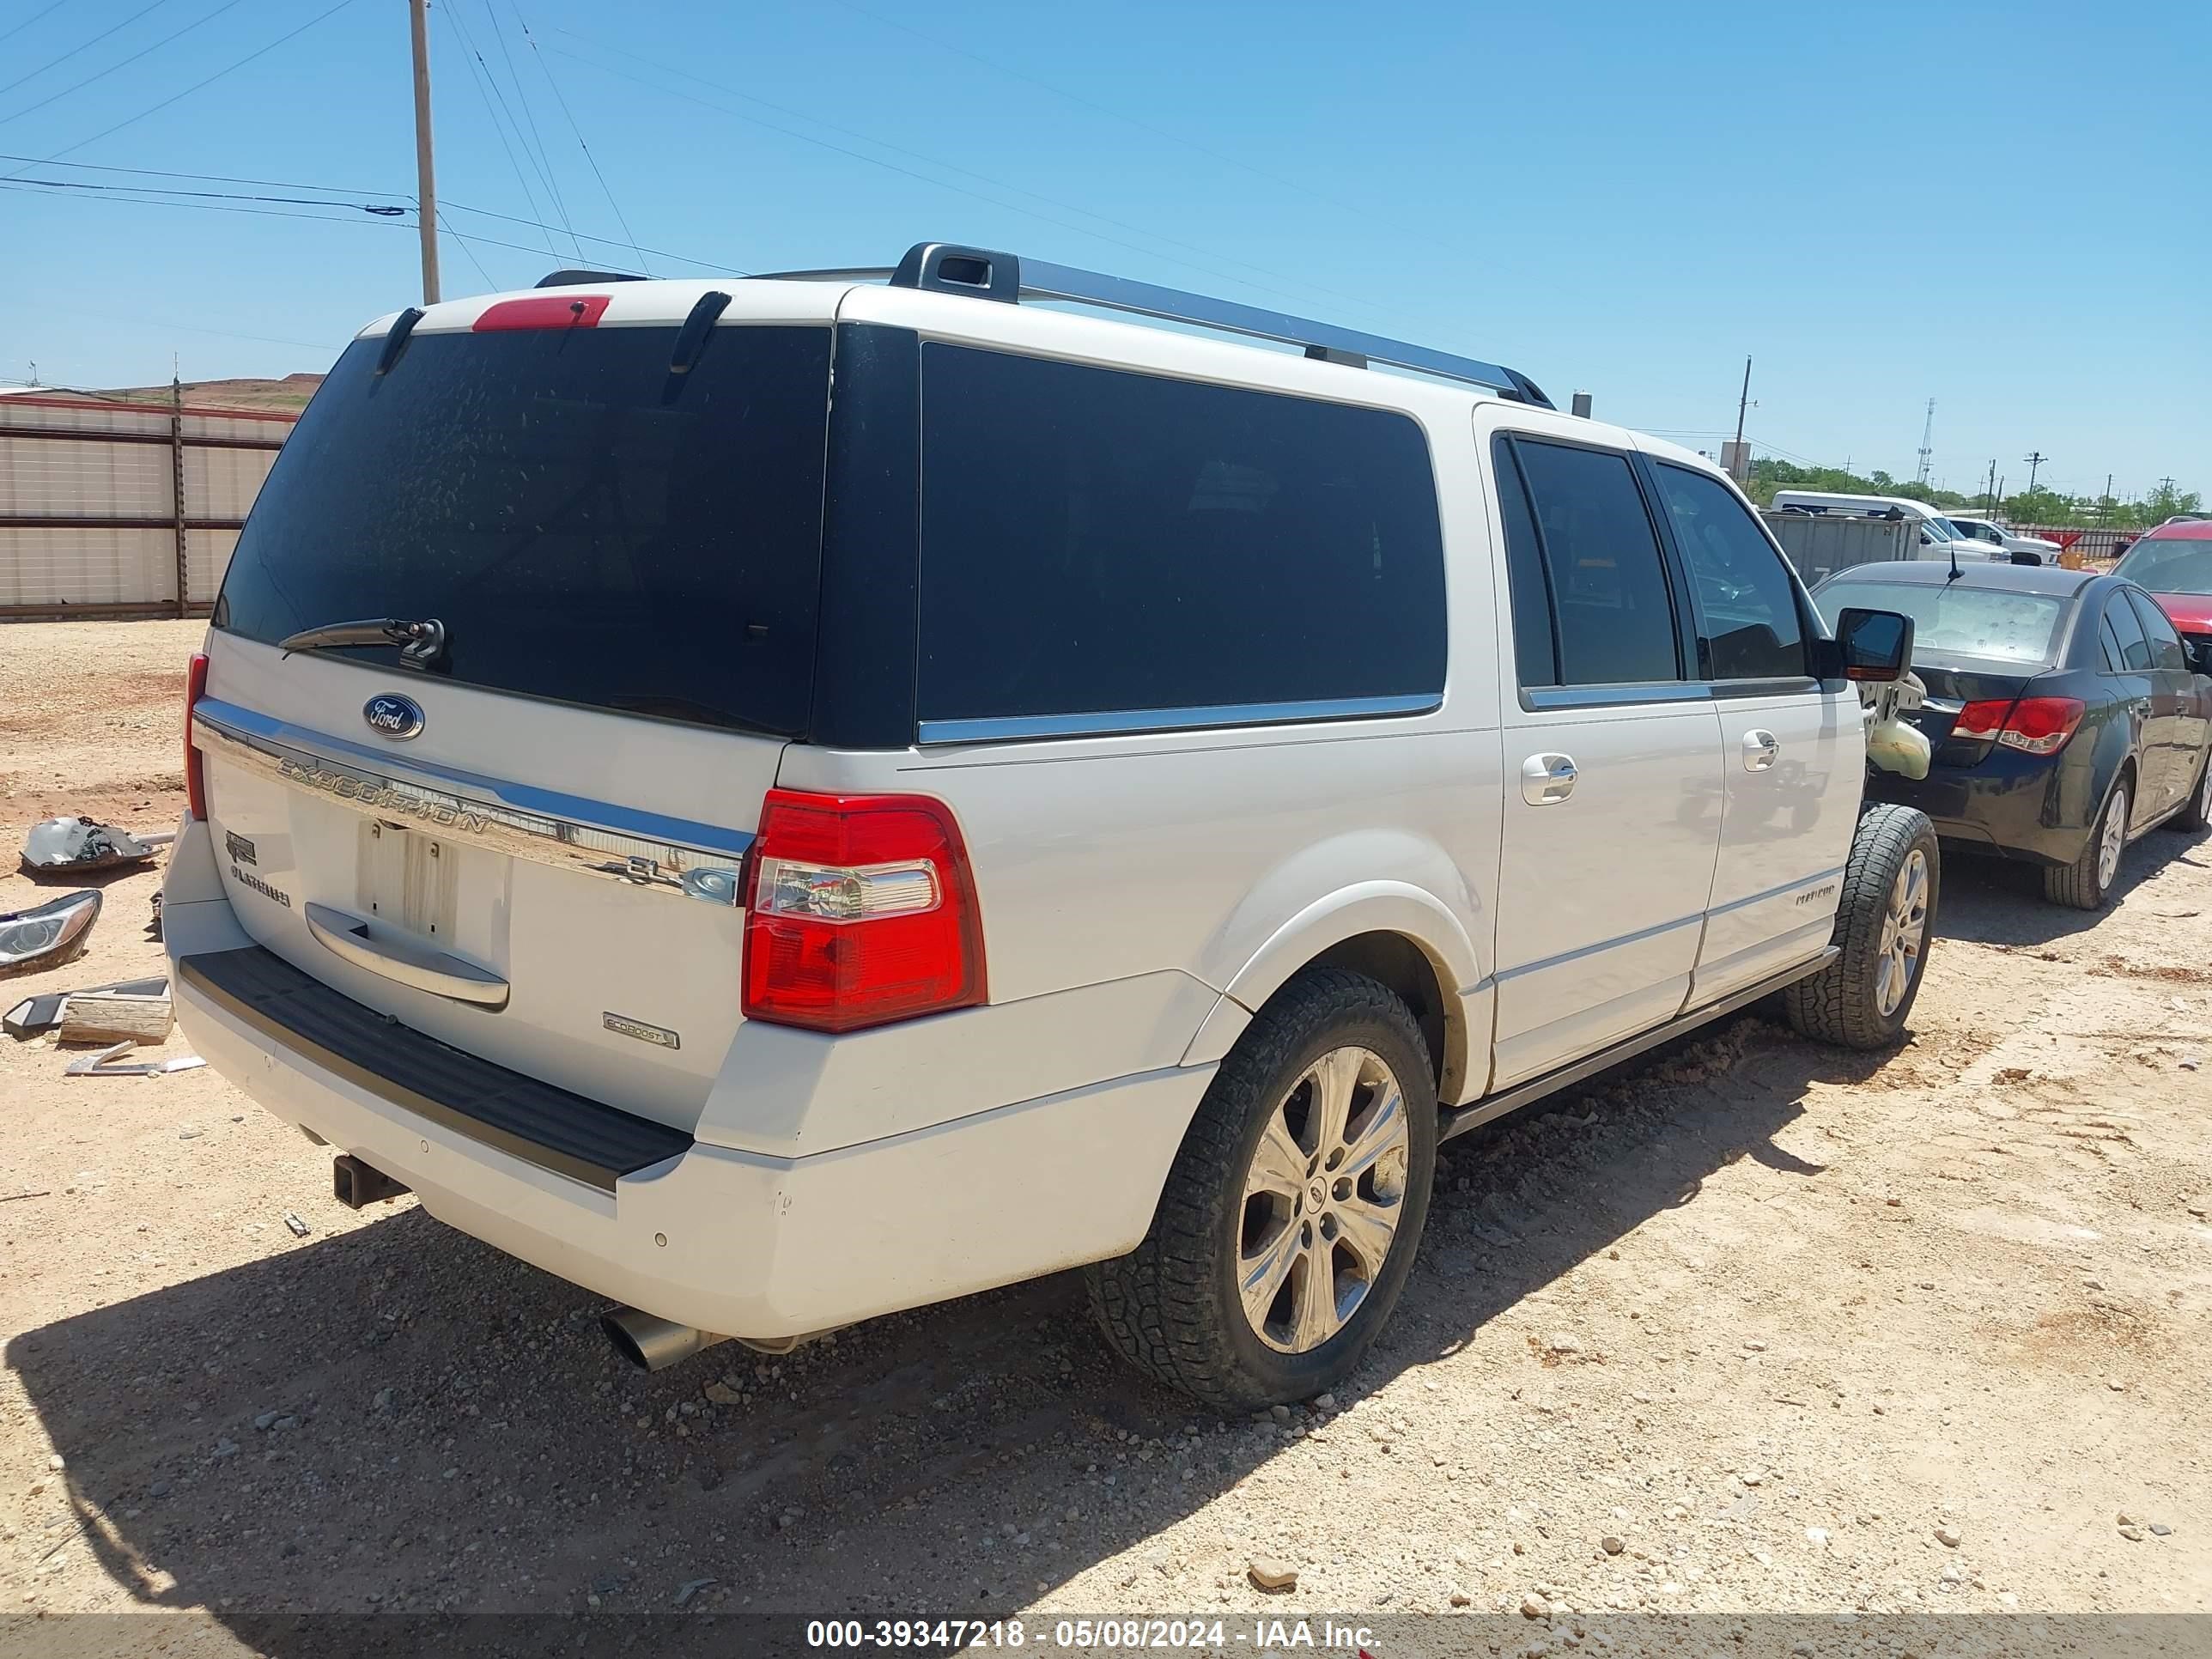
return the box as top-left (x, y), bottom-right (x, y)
top-left (1946, 535), bottom-right (1963, 584)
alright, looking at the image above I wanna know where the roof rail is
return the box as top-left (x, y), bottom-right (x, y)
top-left (757, 242), bottom-right (1553, 408)
top-left (535, 269), bottom-right (647, 289)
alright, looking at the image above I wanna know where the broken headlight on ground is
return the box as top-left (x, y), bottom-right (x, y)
top-left (0, 890), bottom-right (102, 978)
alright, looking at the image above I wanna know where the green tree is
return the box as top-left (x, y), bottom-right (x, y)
top-left (2141, 480), bottom-right (2206, 524)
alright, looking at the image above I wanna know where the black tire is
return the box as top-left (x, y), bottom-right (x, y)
top-left (2044, 772), bottom-right (2130, 909)
top-left (2168, 748), bottom-right (2211, 832)
top-left (1784, 803), bottom-right (1939, 1050)
top-left (1085, 968), bottom-right (1437, 1411)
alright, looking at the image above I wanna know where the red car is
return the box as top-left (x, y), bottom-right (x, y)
top-left (2113, 518), bottom-right (2212, 672)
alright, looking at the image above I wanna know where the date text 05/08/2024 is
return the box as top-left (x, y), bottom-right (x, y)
top-left (805, 1620), bottom-right (1378, 1651)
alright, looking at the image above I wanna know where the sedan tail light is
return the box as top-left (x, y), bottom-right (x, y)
top-left (1954, 696), bottom-right (2085, 756)
top-left (741, 789), bottom-right (985, 1033)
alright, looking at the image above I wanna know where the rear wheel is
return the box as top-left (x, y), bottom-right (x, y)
top-left (2169, 749), bottom-right (2212, 832)
top-left (1086, 968), bottom-right (1437, 1411)
top-left (2045, 776), bottom-right (2130, 909)
top-left (1784, 803), bottom-right (1938, 1050)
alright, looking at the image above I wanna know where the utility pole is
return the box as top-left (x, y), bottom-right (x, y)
top-left (1717, 356), bottom-right (1753, 484)
top-left (1916, 398), bottom-right (1936, 485)
top-left (2023, 451), bottom-right (2048, 493)
top-left (409, 0), bottom-right (441, 306)
top-left (1984, 459), bottom-right (1997, 515)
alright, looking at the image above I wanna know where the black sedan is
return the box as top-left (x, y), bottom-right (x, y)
top-left (1812, 562), bottom-right (2212, 909)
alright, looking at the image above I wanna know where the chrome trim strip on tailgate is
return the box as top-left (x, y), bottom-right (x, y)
top-left (192, 697), bottom-right (752, 902)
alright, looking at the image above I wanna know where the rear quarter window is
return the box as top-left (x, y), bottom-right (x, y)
top-left (915, 345), bottom-right (1446, 729)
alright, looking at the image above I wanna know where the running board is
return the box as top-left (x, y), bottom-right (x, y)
top-left (1439, 948), bottom-right (1838, 1142)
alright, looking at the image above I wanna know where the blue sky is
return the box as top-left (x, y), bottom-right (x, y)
top-left (4, 0), bottom-right (2206, 500)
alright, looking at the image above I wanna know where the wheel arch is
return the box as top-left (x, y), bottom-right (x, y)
top-left (1184, 883), bottom-right (1481, 1106)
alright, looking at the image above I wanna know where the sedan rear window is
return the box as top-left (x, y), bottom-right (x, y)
top-left (1814, 581), bottom-right (2068, 665)
top-left (215, 323), bottom-right (833, 737)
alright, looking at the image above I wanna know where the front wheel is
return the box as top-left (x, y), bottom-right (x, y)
top-left (1784, 803), bottom-right (1938, 1049)
top-left (1085, 968), bottom-right (1437, 1411)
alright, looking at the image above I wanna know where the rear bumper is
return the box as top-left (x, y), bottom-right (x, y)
top-left (1866, 748), bottom-right (2095, 867)
top-left (172, 922), bottom-right (1212, 1342)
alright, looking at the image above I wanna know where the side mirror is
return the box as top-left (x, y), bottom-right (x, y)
top-left (1835, 607), bottom-right (1914, 682)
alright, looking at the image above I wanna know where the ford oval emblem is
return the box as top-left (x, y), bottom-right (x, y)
top-left (363, 693), bottom-right (425, 741)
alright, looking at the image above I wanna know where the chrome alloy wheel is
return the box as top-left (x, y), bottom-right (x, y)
top-left (1875, 848), bottom-right (1930, 1018)
top-left (2098, 785), bottom-right (2130, 890)
top-left (1237, 1046), bottom-right (1411, 1354)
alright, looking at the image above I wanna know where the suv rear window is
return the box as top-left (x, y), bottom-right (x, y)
top-left (915, 345), bottom-right (1446, 728)
top-left (215, 323), bottom-right (833, 737)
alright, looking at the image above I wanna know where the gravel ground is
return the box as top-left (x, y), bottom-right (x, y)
top-left (3, 621), bottom-right (2209, 1650)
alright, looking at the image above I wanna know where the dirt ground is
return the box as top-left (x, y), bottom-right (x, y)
top-left (3, 620), bottom-right (2209, 1649)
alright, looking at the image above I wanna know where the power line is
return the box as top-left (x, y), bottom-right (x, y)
top-left (9, 173), bottom-right (405, 214)
top-left (7, 0), bottom-right (359, 172)
top-left (0, 2), bottom-right (72, 48)
top-left (0, 0), bottom-right (245, 134)
top-left (2, 171), bottom-right (748, 276)
top-left (435, 204), bottom-right (500, 292)
top-left (0, 149), bottom-right (390, 195)
top-left (445, 0), bottom-right (575, 260)
top-left (435, 0), bottom-right (559, 258)
top-left (478, 0), bottom-right (577, 261)
top-left (514, 4), bottom-right (647, 276)
top-left (0, 0), bottom-right (177, 101)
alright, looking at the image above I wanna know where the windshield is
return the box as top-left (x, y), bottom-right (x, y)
top-left (2114, 537), bottom-right (2212, 597)
top-left (215, 323), bottom-right (833, 736)
top-left (1815, 580), bottom-right (2069, 665)
top-left (1922, 517), bottom-right (1960, 541)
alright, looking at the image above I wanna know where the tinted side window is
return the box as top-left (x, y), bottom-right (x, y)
top-left (1510, 439), bottom-right (1681, 685)
top-left (917, 346), bottom-right (1446, 724)
top-left (1652, 463), bottom-right (1808, 680)
top-left (1492, 440), bottom-right (1558, 687)
top-left (2129, 592), bottom-right (2189, 671)
top-left (2100, 616), bottom-right (2129, 673)
top-left (2105, 593), bottom-right (2151, 671)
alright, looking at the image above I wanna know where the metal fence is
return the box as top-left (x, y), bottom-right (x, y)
top-left (2008, 524), bottom-right (2139, 564)
top-left (0, 392), bottom-right (295, 620)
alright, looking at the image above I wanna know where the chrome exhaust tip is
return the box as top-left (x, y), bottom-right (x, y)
top-left (600, 1307), bottom-right (731, 1372)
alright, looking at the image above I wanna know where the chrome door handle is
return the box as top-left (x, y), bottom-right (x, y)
top-left (1742, 729), bottom-right (1781, 771)
top-left (1521, 752), bottom-right (1577, 805)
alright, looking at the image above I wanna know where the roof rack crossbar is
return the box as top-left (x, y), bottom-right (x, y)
top-left (754, 243), bottom-right (1553, 408)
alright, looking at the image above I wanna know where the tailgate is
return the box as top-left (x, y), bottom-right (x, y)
top-left (193, 638), bottom-right (778, 1131)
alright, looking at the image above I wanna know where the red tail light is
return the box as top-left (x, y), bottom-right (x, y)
top-left (1954, 696), bottom-right (2085, 756)
top-left (184, 651), bottom-right (209, 820)
top-left (741, 789), bottom-right (986, 1033)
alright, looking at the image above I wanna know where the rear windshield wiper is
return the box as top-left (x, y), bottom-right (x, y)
top-left (277, 617), bottom-right (447, 668)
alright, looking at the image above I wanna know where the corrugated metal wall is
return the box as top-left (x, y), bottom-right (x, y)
top-left (0, 394), bottom-right (293, 619)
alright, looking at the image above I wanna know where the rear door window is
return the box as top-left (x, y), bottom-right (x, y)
top-left (2104, 592), bottom-right (2152, 671)
top-left (1505, 438), bottom-right (1682, 686)
top-left (1650, 462), bottom-right (1808, 681)
top-left (216, 324), bottom-right (833, 736)
top-left (2129, 591), bottom-right (2190, 671)
top-left (915, 345), bottom-right (1445, 728)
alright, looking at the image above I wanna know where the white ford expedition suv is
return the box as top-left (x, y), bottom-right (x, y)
top-left (167, 243), bottom-right (1938, 1408)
